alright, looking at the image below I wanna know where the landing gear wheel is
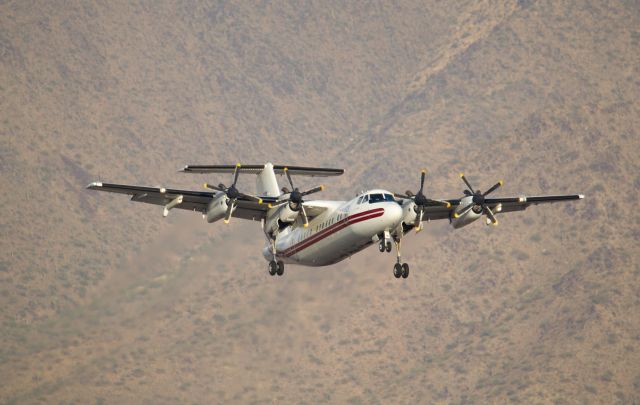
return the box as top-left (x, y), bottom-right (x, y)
top-left (276, 261), bottom-right (284, 276)
top-left (385, 241), bottom-right (392, 252)
top-left (268, 261), bottom-right (277, 276)
top-left (401, 263), bottom-right (410, 278)
top-left (379, 241), bottom-right (386, 252)
top-left (393, 263), bottom-right (403, 278)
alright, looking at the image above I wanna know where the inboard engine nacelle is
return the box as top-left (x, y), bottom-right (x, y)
top-left (206, 194), bottom-right (229, 223)
top-left (400, 200), bottom-right (418, 225)
top-left (278, 203), bottom-right (299, 223)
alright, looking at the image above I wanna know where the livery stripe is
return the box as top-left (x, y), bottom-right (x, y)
top-left (280, 208), bottom-right (385, 258)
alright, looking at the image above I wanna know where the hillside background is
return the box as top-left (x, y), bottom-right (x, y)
top-left (1, 0), bottom-right (639, 403)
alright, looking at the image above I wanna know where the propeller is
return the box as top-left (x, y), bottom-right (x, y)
top-left (394, 169), bottom-right (451, 232)
top-left (203, 163), bottom-right (263, 224)
top-left (271, 167), bottom-right (325, 228)
top-left (454, 173), bottom-right (503, 226)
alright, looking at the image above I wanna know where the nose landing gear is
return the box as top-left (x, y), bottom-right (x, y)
top-left (392, 239), bottom-right (410, 279)
top-left (378, 231), bottom-right (393, 253)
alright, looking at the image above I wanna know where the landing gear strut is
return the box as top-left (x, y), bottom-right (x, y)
top-left (379, 231), bottom-right (392, 253)
top-left (392, 239), bottom-right (410, 279)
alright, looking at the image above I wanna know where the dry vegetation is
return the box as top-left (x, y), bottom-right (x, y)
top-left (1, 0), bottom-right (639, 403)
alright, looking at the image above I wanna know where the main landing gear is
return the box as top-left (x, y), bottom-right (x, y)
top-left (268, 260), bottom-right (284, 276)
top-left (392, 239), bottom-right (410, 279)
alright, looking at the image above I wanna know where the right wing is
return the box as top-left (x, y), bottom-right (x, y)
top-left (86, 182), bottom-right (276, 221)
top-left (420, 194), bottom-right (584, 221)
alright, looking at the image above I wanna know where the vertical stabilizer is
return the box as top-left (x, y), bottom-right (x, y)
top-left (257, 162), bottom-right (280, 197)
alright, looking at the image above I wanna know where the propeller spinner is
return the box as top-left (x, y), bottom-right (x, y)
top-left (203, 163), bottom-right (263, 224)
top-left (454, 173), bottom-right (503, 225)
top-left (394, 169), bottom-right (451, 232)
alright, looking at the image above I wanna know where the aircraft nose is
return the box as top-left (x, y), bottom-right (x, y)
top-left (384, 201), bottom-right (403, 228)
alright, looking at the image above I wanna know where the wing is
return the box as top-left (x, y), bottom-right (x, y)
top-left (86, 182), bottom-right (274, 221)
top-left (420, 194), bottom-right (584, 221)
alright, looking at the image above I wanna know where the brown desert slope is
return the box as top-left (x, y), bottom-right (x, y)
top-left (1, 1), bottom-right (639, 403)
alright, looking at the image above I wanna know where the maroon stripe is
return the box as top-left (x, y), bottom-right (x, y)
top-left (280, 208), bottom-right (385, 257)
top-left (282, 208), bottom-right (383, 255)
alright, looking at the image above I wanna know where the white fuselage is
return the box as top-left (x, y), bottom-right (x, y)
top-left (262, 190), bottom-right (403, 266)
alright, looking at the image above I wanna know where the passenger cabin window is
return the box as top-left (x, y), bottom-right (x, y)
top-left (369, 193), bottom-right (395, 203)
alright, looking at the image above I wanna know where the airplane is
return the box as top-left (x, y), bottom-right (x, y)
top-left (87, 162), bottom-right (584, 278)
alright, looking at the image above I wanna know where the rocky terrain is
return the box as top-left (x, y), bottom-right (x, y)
top-left (1, 1), bottom-right (639, 403)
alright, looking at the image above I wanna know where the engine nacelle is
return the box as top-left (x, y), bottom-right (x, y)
top-left (400, 200), bottom-right (418, 225)
top-left (278, 203), bottom-right (299, 223)
top-left (206, 194), bottom-right (228, 223)
top-left (450, 196), bottom-right (482, 229)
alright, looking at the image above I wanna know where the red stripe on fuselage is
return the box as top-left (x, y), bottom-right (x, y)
top-left (280, 208), bottom-right (385, 258)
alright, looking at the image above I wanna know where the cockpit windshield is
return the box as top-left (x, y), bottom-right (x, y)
top-left (368, 193), bottom-right (395, 204)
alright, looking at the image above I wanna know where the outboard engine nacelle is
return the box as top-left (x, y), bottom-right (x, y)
top-left (206, 194), bottom-right (229, 223)
top-left (450, 196), bottom-right (482, 229)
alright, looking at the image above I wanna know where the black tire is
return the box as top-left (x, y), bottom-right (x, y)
top-left (276, 261), bottom-right (284, 276)
top-left (268, 261), bottom-right (277, 276)
top-left (393, 263), bottom-right (403, 278)
top-left (401, 263), bottom-right (410, 278)
top-left (385, 241), bottom-right (392, 252)
top-left (379, 242), bottom-right (385, 252)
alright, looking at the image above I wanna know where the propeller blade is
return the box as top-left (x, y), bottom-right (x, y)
top-left (283, 167), bottom-right (295, 190)
top-left (425, 198), bottom-right (451, 208)
top-left (266, 200), bottom-right (288, 209)
top-left (238, 193), bottom-right (263, 204)
top-left (393, 193), bottom-right (412, 199)
top-left (223, 199), bottom-right (236, 224)
top-left (300, 204), bottom-right (309, 228)
top-left (419, 169), bottom-right (426, 194)
top-left (203, 183), bottom-right (225, 192)
top-left (281, 187), bottom-right (290, 194)
top-left (405, 190), bottom-right (414, 197)
top-left (460, 173), bottom-right (475, 194)
top-left (231, 163), bottom-right (241, 187)
top-left (484, 206), bottom-right (498, 225)
top-left (301, 185), bottom-right (324, 197)
top-left (483, 180), bottom-right (504, 197)
top-left (454, 203), bottom-right (474, 218)
top-left (415, 208), bottom-right (424, 233)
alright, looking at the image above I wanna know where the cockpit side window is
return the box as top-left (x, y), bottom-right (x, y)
top-left (357, 196), bottom-right (363, 204)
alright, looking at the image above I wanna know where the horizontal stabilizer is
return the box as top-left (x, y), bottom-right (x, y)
top-left (182, 164), bottom-right (343, 177)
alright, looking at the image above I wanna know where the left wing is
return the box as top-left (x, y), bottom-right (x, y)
top-left (86, 182), bottom-right (276, 221)
top-left (420, 194), bottom-right (584, 221)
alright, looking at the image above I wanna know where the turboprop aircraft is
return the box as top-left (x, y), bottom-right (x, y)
top-left (87, 163), bottom-right (584, 278)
